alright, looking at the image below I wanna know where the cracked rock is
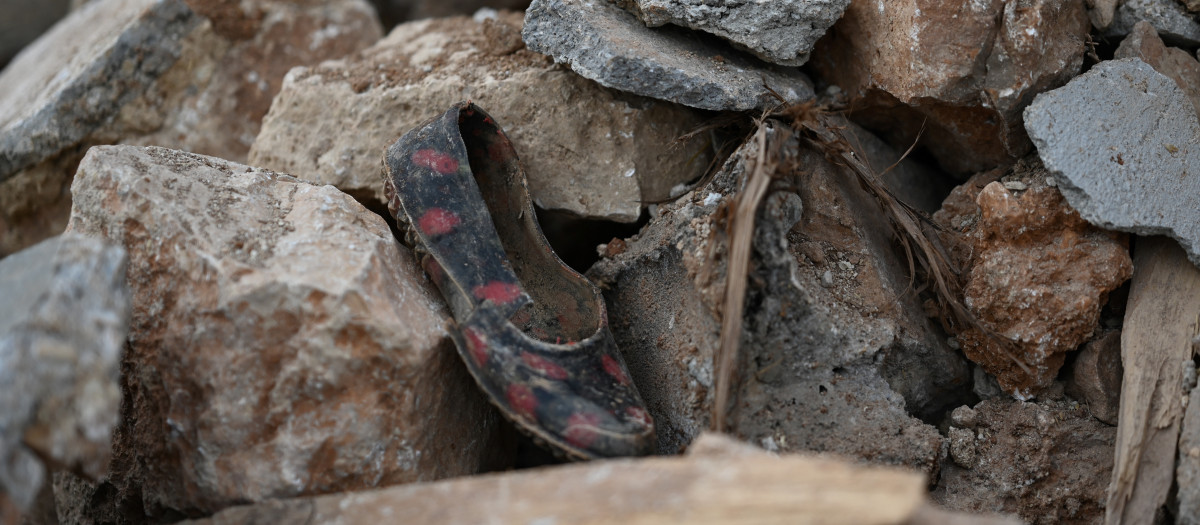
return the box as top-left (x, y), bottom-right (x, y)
top-left (811, 0), bottom-right (1090, 176)
top-left (1105, 0), bottom-right (1200, 46)
top-left (933, 158), bottom-right (1132, 398)
top-left (249, 12), bottom-right (710, 223)
top-left (589, 121), bottom-right (969, 473)
top-left (0, 0), bottom-right (382, 257)
top-left (1115, 20), bottom-right (1200, 117)
top-left (63, 145), bottom-right (511, 519)
top-left (1025, 58), bottom-right (1200, 267)
top-left (521, 0), bottom-right (815, 111)
top-left (613, 0), bottom-right (850, 66)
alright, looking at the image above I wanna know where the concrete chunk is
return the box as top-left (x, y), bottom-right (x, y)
top-left (1024, 58), bottom-right (1200, 267)
top-left (521, 0), bottom-right (814, 111)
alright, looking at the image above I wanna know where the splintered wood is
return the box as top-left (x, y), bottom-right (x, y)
top-left (192, 434), bottom-right (1020, 525)
top-left (1106, 237), bottom-right (1200, 525)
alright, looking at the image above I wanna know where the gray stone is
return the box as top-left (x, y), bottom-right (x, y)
top-left (0, 235), bottom-right (130, 511)
top-left (1115, 20), bottom-right (1200, 118)
top-left (1065, 330), bottom-right (1122, 425)
top-left (614, 0), bottom-right (849, 66)
top-left (1179, 385), bottom-right (1200, 524)
top-left (1024, 58), bottom-right (1200, 267)
top-left (521, 0), bottom-right (814, 111)
top-left (0, 0), bottom-right (197, 181)
top-left (589, 121), bottom-right (969, 473)
top-left (249, 12), bottom-right (709, 223)
top-left (1106, 0), bottom-right (1200, 46)
top-left (64, 145), bottom-right (511, 518)
top-left (0, 0), bottom-right (70, 67)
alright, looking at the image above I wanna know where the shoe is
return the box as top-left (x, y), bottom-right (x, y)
top-left (381, 102), bottom-right (655, 460)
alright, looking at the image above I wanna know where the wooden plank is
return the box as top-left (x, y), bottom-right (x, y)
top-left (1106, 237), bottom-right (1200, 524)
top-left (192, 434), bottom-right (936, 525)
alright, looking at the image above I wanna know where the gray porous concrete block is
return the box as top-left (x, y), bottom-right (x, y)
top-left (522, 0), bottom-right (814, 111)
top-left (614, 0), bottom-right (849, 66)
top-left (1024, 58), bottom-right (1200, 266)
top-left (0, 0), bottom-right (197, 181)
top-left (1105, 0), bottom-right (1200, 46)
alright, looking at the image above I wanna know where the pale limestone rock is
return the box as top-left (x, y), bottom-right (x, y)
top-left (0, 0), bottom-right (382, 257)
top-left (249, 12), bottom-right (710, 223)
top-left (64, 145), bottom-right (511, 518)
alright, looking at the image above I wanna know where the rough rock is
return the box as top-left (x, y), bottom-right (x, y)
top-left (810, 0), bottom-right (1090, 176)
top-left (1115, 20), bottom-right (1200, 117)
top-left (0, 235), bottom-right (129, 513)
top-left (1064, 330), bottom-right (1122, 425)
top-left (1106, 0), bottom-right (1200, 46)
top-left (589, 120), bottom-right (970, 474)
top-left (933, 158), bottom-right (1132, 398)
top-left (0, 0), bottom-right (70, 67)
top-left (370, 0), bottom-right (530, 27)
top-left (249, 12), bottom-right (709, 223)
top-left (184, 433), bottom-right (1000, 525)
top-left (1025, 58), bottom-right (1200, 267)
top-left (1179, 380), bottom-right (1200, 524)
top-left (932, 398), bottom-right (1115, 523)
top-left (613, 0), bottom-right (850, 66)
top-left (521, 0), bottom-right (815, 112)
top-left (0, 0), bottom-right (382, 257)
top-left (1086, 0), bottom-right (1121, 29)
top-left (63, 145), bottom-right (511, 519)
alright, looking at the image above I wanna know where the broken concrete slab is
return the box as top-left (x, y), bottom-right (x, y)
top-left (0, 0), bottom-right (382, 257)
top-left (0, 235), bottom-right (129, 514)
top-left (933, 159), bottom-right (1132, 398)
top-left (810, 0), bottom-right (1090, 176)
top-left (932, 398), bottom-right (1115, 523)
top-left (589, 120), bottom-right (969, 473)
top-left (64, 145), bottom-right (512, 518)
top-left (521, 0), bottom-right (815, 111)
top-left (1106, 0), bottom-right (1200, 46)
top-left (1025, 58), bottom-right (1200, 267)
top-left (249, 12), bottom-right (710, 223)
top-left (1115, 20), bottom-right (1200, 117)
top-left (613, 0), bottom-right (850, 66)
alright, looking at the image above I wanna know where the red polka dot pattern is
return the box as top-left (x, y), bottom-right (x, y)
top-left (565, 412), bottom-right (601, 449)
top-left (473, 281), bottom-right (522, 304)
top-left (506, 384), bottom-right (538, 421)
top-left (418, 208), bottom-right (461, 236)
top-left (522, 352), bottom-right (569, 380)
top-left (412, 149), bottom-right (460, 173)
top-left (601, 354), bottom-right (629, 385)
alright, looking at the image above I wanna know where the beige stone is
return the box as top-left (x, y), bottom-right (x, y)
top-left (0, 0), bottom-right (382, 257)
top-left (248, 12), bottom-right (711, 223)
top-left (64, 145), bottom-right (511, 518)
top-left (811, 0), bottom-right (1090, 175)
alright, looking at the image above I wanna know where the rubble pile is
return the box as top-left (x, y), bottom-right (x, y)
top-left (4, 0), bottom-right (1200, 523)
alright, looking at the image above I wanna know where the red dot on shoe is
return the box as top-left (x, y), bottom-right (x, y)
top-left (506, 384), bottom-right (538, 420)
top-left (565, 412), bottom-right (601, 449)
top-left (625, 406), bottom-right (650, 426)
top-left (463, 326), bottom-right (489, 366)
top-left (418, 208), bottom-right (461, 236)
top-left (522, 352), bottom-right (568, 380)
top-left (601, 354), bottom-right (630, 384)
top-left (473, 281), bottom-right (522, 304)
top-left (411, 149), bottom-right (460, 174)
